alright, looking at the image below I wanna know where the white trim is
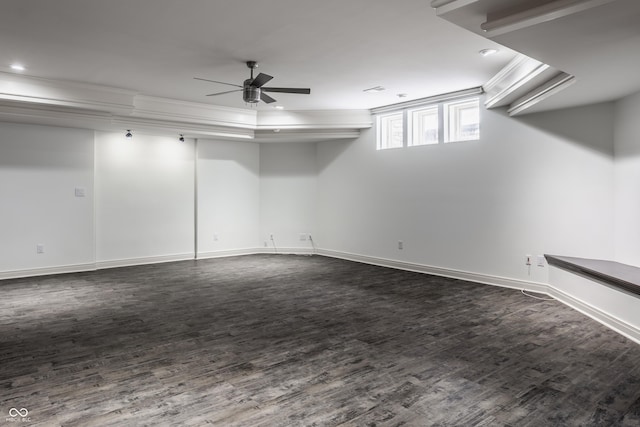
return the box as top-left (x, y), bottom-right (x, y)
top-left (197, 247), bottom-right (315, 259)
top-left (2, 249), bottom-right (637, 345)
top-left (256, 109), bottom-right (372, 130)
top-left (196, 248), bottom-right (265, 259)
top-left (0, 263), bottom-right (97, 280)
top-left (371, 87), bottom-right (483, 115)
top-left (95, 253), bottom-right (195, 270)
top-left (270, 247), bottom-right (315, 255)
top-left (317, 249), bottom-right (548, 293)
top-left (484, 58), bottom-right (550, 109)
top-left (508, 73), bottom-right (576, 116)
top-left (548, 286), bottom-right (640, 345)
top-left (316, 248), bottom-right (640, 344)
top-left (254, 129), bottom-right (362, 143)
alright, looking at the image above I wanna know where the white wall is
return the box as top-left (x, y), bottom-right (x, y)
top-left (260, 143), bottom-right (317, 251)
top-left (197, 139), bottom-right (260, 256)
top-left (614, 90), bottom-right (640, 267)
top-left (0, 122), bottom-right (95, 274)
top-left (317, 101), bottom-right (616, 284)
top-left (94, 131), bottom-right (195, 264)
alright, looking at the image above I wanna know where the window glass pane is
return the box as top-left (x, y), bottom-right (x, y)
top-left (377, 113), bottom-right (404, 150)
top-left (445, 99), bottom-right (480, 142)
top-left (410, 106), bottom-right (438, 146)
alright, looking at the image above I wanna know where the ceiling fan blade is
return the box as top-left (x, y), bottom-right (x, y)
top-left (262, 87), bottom-right (311, 94)
top-left (194, 77), bottom-right (243, 88)
top-left (251, 73), bottom-right (274, 88)
top-left (206, 89), bottom-right (242, 97)
top-left (260, 92), bottom-right (277, 104)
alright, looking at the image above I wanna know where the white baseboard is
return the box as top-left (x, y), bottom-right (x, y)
top-left (317, 249), bottom-right (640, 345)
top-left (548, 287), bottom-right (640, 345)
top-left (197, 248), bottom-right (262, 259)
top-left (317, 249), bottom-right (548, 293)
top-left (0, 262), bottom-right (97, 280)
top-left (96, 253), bottom-right (195, 270)
top-left (197, 247), bottom-right (315, 259)
top-left (3, 248), bottom-right (638, 345)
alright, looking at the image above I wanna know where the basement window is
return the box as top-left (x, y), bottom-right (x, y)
top-left (409, 106), bottom-right (439, 146)
top-left (444, 98), bottom-right (480, 142)
top-left (377, 112), bottom-right (404, 150)
top-left (374, 93), bottom-right (480, 150)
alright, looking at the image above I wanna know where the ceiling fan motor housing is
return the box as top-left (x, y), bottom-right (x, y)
top-left (243, 79), bottom-right (260, 103)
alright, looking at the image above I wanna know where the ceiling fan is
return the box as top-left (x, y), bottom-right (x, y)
top-left (195, 61), bottom-right (311, 104)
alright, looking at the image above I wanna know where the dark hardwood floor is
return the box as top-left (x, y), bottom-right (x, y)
top-left (1, 254), bottom-right (640, 426)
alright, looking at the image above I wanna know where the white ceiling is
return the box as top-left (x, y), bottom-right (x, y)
top-left (0, 0), bottom-right (514, 111)
top-left (434, 0), bottom-right (640, 113)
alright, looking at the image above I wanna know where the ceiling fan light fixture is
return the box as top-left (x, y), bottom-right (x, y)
top-left (243, 81), bottom-right (261, 103)
top-left (196, 61), bottom-right (310, 105)
top-left (125, 129), bottom-right (133, 139)
top-left (10, 63), bottom-right (25, 71)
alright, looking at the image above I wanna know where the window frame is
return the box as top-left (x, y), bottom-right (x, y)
top-left (408, 104), bottom-right (441, 147)
top-left (374, 92), bottom-right (481, 150)
top-left (376, 111), bottom-right (405, 150)
top-left (444, 98), bottom-right (480, 143)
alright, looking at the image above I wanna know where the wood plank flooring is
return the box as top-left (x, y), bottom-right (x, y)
top-left (1, 254), bottom-right (640, 426)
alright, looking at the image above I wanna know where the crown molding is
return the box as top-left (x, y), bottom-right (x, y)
top-left (133, 95), bottom-right (257, 129)
top-left (483, 55), bottom-right (555, 109)
top-left (0, 71), bottom-right (136, 115)
top-left (0, 73), bottom-right (373, 141)
top-left (508, 72), bottom-right (576, 116)
top-left (256, 109), bottom-right (372, 130)
top-left (254, 128), bottom-right (362, 143)
top-left (370, 87), bottom-right (483, 115)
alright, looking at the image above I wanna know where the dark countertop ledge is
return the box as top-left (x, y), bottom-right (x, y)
top-left (545, 255), bottom-right (640, 298)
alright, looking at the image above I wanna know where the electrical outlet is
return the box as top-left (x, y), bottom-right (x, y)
top-left (270, 234), bottom-right (274, 240)
top-left (36, 244), bottom-right (45, 254)
top-left (299, 233), bottom-right (307, 241)
top-left (537, 255), bottom-right (545, 267)
top-left (213, 233), bottom-right (219, 241)
top-left (398, 241), bottom-right (403, 250)
top-left (74, 187), bottom-right (86, 197)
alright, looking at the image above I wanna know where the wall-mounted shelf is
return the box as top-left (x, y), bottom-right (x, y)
top-left (545, 255), bottom-right (640, 298)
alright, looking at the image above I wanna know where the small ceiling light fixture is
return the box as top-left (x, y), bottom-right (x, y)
top-left (10, 63), bottom-right (25, 71)
top-left (397, 93), bottom-right (408, 98)
top-left (273, 129), bottom-right (281, 133)
top-left (479, 48), bottom-right (498, 57)
top-left (179, 134), bottom-right (185, 142)
top-left (125, 130), bottom-right (133, 139)
top-left (363, 86), bottom-right (386, 93)
top-left (274, 105), bottom-right (284, 110)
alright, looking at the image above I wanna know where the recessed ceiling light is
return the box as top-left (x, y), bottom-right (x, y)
top-left (363, 86), bottom-right (385, 93)
top-left (479, 48), bottom-right (498, 57)
top-left (274, 105), bottom-right (284, 110)
top-left (397, 93), bottom-right (408, 98)
top-left (10, 63), bottom-right (25, 71)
